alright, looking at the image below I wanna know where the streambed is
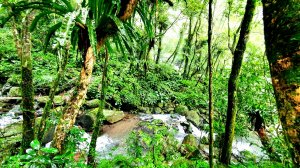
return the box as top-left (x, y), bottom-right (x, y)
top-left (0, 103), bottom-right (267, 162)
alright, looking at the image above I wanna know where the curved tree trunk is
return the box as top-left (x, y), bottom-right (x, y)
top-left (262, 1), bottom-right (300, 166)
top-left (51, 46), bottom-right (97, 152)
top-left (220, 0), bottom-right (256, 165)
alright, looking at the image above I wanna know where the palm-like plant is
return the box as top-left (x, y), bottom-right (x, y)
top-left (2, 0), bottom-right (173, 155)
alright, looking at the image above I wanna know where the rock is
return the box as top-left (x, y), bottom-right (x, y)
top-left (36, 96), bottom-right (64, 106)
top-left (166, 107), bottom-right (174, 114)
top-left (138, 107), bottom-right (151, 114)
top-left (84, 99), bottom-right (101, 109)
top-left (180, 134), bottom-right (199, 158)
top-left (88, 108), bottom-right (125, 124)
top-left (153, 107), bottom-right (163, 114)
top-left (183, 110), bottom-right (200, 127)
top-left (8, 87), bottom-right (22, 97)
top-left (182, 134), bottom-right (198, 147)
top-left (175, 105), bottom-right (189, 114)
top-left (158, 103), bottom-right (164, 108)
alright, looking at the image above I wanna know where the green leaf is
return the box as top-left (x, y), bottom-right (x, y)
top-left (26, 148), bottom-right (36, 155)
top-left (30, 139), bottom-right (41, 150)
top-left (40, 147), bottom-right (58, 154)
top-left (44, 22), bottom-right (62, 52)
top-left (30, 11), bottom-right (50, 32)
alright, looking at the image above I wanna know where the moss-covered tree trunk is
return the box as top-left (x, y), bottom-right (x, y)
top-left (262, 0), bottom-right (300, 166)
top-left (155, 24), bottom-right (163, 64)
top-left (207, 0), bottom-right (214, 167)
top-left (87, 47), bottom-right (108, 165)
top-left (220, 0), bottom-right (256, 165)
top-left (51, 46), bottom-right (97, 152)
top-left (11, 11), bottom-right (35, 153)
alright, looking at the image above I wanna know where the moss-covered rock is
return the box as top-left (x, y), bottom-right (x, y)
top-left (180, 134), bottom-right (199, 158)
top-left (88, 108), bottom-right (125, 124)
top-left (138, 107), bottom-right (151, 114)
top-left (8, 87), bottom-right (22, 97)
top-left (175, 105), bottom-right (189, 114)
top-left (183, 110), bottom-right (200, 127)
top-left (153, 107), bottom-right (163, 114)
top-left (36, 96), bottom-right (64, 106)
top-left (182, 134), bottom-right (198, 147)
top-left (84, 99), bottom-right (101, 109)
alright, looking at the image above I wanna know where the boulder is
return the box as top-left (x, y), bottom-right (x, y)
top-left (138, 107), bottom-right (151, 114)
top-left (183, 110), bottom-right (200, 127)
top-left (8, 87), bottom-right (22, 97)
top-left (175, 105), bottom-right (189, 114)
top-left (182, 134), bottom-right (198, 147)
top-left (88, 108), bottom-right (125, 124)
top-left (180, 134), bottom-right (199, 158)
top-left (84, 99), bottom-right (101, 109)
top-left (152, 107), bottom-right (163, 114)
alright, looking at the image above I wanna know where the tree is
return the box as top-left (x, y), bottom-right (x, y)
top-left (9, 9), bottom-right (35, 153)
top-left (220, 0), bottom-right (256, 165)
top-left (207, 0), bottom-right (214, 167)
top-left (262, 0), bottom-right (300, 166)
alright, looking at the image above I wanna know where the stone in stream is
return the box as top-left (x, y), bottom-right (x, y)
top-left (183, 110), bottom-right (201, 127)
top-left (174, 104), bottom-right (189, 114)
top-left (76, 109), bottom-right (125, 131)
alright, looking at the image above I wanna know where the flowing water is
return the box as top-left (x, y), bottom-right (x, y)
top-left (0, 105), bottom-right (266, 160)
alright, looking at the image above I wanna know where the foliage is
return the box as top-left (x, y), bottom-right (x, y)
top-left (1, 139), bottom-right (86, 168)
top-left (98, 119), bottom-right (205, 167)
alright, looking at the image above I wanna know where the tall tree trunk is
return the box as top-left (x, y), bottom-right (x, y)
top-left (12, 12), bottom-right (35, 153)
top-left (166, 24), bottom-right (186, 63)
top-left (262, 0), bottom-right (300, 166)
top-left (220, 0), bottom-right (256, 165)
top-left (51, 45), bottom-right (98, 152)
top-left (182, 16), bottom-right (193, 78)
top-left (87, 47), bottom-right (109, 165)
top-left (155, 24), bottom-right (163, 64)
top-left (208, 0), bottom-right (214, 167)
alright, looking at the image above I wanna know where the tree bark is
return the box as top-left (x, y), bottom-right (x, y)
top-left (220, 0), bottom-right (256, 165)
top-left (87, 47), bottom-right (108, 165)
top-left (208, 0), bottom-right (214, 167)
top-left (262, 0), bottom-right (300, 166)
top-left (51, 45), bottom-right (98, 152)
top-left (11, 11), bottom-right (35, 153)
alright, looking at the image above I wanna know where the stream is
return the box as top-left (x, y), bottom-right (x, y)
top-left (0, 103), bottom-right (267, 162)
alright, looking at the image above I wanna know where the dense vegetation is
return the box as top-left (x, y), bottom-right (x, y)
top-left (0, 0), bottom-right (299, 167)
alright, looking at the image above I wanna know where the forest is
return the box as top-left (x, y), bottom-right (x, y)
top-left (0, 0), bottom-right (299, 167)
